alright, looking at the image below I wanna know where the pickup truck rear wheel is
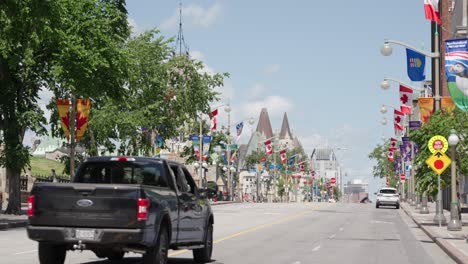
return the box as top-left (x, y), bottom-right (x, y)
top-left (38, 242), bottom-right (66, 264)
top-left (193, 223), bottom-right (213, 263)
top-left (143, 225), bottom-right (169, 264)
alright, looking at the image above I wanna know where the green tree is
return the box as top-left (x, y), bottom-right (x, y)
top-left (368, 140), bottom-right (400, 187)
top-left (0, 1), bottom-right (56, 214)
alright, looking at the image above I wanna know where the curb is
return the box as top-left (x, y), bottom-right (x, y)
top-left (210, 201), bottom-right (238, 206)
top-left (0, 220), bottom-right (28, 231)
top-left (401, 204), bottom-right (468, 264)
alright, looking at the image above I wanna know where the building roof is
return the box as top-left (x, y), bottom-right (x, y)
top-left (279, 112), bottom-right (293, 139)
top-left (255, 108), bottom-right (273, 139)
top-left (311, 148), bottom-right (336, 161)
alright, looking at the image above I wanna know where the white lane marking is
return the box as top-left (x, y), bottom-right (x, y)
top-left (264, 212), bottom-right (281, 215)
top-left (329, 234), bottom-right (336, 239)
top-left (312, 245), bottom-right (321, 252)
top-left (339, 227), bottom-right (344, 231)
top-left (371, 220), bottom-right (394, 224)
top-left (13, 249), bottom-right (37, 255)
top-left (292, 261), bottom-right (301, 264)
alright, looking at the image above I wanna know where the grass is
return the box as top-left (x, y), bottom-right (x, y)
top-left (30, 156), bottom-right (67, 177)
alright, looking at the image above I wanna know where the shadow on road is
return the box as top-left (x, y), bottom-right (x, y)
top-left (80, 257), bottom-right (220, 264)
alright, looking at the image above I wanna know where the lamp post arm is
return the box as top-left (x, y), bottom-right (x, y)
top-left (383, 77), bottom-right (425, 92)
top-left (385, 39), bottom-right (439, 58)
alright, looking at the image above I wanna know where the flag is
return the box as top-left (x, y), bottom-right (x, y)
top-left (424, 0), bottom-right (441, 25)
top-left (299, 162), bottom-right (305, 172)
top-left (418, 97), bottom-right (434, 124)
top-left (399, 85), bottom-right (414, 114)
top-left (209, 109), bottom-right (218, 132)
top-left (390, 137), bottom-right (398, 143)
top-left (441, 96), bottom-right (456, 113)
top-left (76, 99), bottom-right (91, 142)
top-left (388, 151), bottom-right (394, 161)
top-left (236, 122), bottom-right (244, 140)
top-left (280, 149), bottom-right (287, 164)
top-left (394, 109), bottom-right (404, 116)
top-left (389, 147), bottom-right (397, 152)
top-left (288, 156), bottom-right (296, 166)
top-left (56, 99), bottom-right (71, 139)
top-left (445, 38), bottom-right (468, 112)
top-left (231, 150), bottom-right (237, 163)
top-left (406, 49), bottom-right (426, 81)
top-left (264, 140), bottom-right (273, 156)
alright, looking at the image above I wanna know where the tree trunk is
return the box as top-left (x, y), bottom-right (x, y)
top-left (5, 166), bottom-right (21, 214)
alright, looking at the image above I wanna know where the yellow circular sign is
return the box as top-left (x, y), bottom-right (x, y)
top-left (428, 135), bottom-right (448, 154)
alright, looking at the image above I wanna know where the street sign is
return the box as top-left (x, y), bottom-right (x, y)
top-left (425, 151), bottom-right (451, 175)
top-left (428, 135), bottom-right (448, 154)
top-left (400, 174), bottom-right (406, 181)
top-left (230, 144), bottom-right (238, 150)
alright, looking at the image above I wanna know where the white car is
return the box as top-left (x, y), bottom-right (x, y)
top-left (375, 187), bottom-right (400, 209)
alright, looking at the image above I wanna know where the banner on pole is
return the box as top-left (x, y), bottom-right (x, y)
top-left (445, 38), bottom-right (468, 112)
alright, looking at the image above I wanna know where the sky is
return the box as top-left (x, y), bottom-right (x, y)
top-left (122, 0), bottom-right (432, 193)
top-left (33, 0), bottom-right (432, 196)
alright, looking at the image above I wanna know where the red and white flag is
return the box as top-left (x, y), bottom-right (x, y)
top-left (394, 109), bottom-right (404, 116)
top-left (209, 109), bottom-right (218, 132)
top-left (424, 0), bottom-right (441, 25)
top-left (299, 162), bottom-right (305, 172)
top-left (399, 85), bottom-right (413, 114)
top-left (390, 137), bottom-right (398, 143)
top-left (280, 149), bottom-right (287, 164)
top-left (389, 147), bottom-right (397, 152)
top-left (231, 150), bottom-right (237, 163)
top-left (264, 140), bottom-right (273, 156)
top-left (388, 151), bottom-right (394, 161)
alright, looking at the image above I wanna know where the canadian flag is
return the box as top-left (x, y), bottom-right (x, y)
top-left (399, 85), bottom-right (413, 114)
top-left (299, 162), bottom-right (305, 172)
top-left (209, 109), bottom-right (218, 132)
top-left (264, 140), bottom-right (273, 156)
top-left (388, 151), bottom-right (394, 161)
top-left (389, 147), bottom-right (397, 152)
top-left (394, 109), bottom-right (405, 135)
top-left (231, 150), bottom-right (237, 163)
top-left (424, 0), bottom-right (441, 25)
top-left (280, 149), bottom-right (287, 164)
top-left (390, 137), bottom-right (398, 143)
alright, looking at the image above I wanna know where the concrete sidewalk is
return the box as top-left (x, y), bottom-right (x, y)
top-left (401, 202), bottom-right (468, 264)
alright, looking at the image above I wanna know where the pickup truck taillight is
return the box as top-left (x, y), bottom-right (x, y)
top-left (27, 195), bottom-right (35, 217)
top-left (137, 198), bottom-right (150, 221)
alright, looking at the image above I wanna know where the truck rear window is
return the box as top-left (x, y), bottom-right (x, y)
top-left (76, 161), bottom-right (168, 188)
top-left (380, 189), bottom-right (396, 194)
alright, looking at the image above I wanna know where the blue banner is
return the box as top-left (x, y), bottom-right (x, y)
top-left (203, 135), bottom-right (212, 143)
top-left (406, 49), bottom-right (426, 81)
top-left (287, 156), bottom-right (295, 166)
top-left (445, 38), bottom-right (468, 112)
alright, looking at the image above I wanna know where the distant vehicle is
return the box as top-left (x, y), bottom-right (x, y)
top-left (375, 187), bottom-right (400, 209)
top-left (27, 156), bottom-right (216, 264)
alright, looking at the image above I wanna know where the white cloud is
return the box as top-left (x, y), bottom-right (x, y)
top-left (128, 17), bottom-right (142, 36)
top-left (264, 64), bottom-right (280, 74)
top-left (189, 50), bottom-right (216, 75)
top-left (38, 88), bottom-right (54, 122)
top-left (160, 3), bottom-right (222, 31)
top-left (251, 83), bottom-right (267, 99)
top-left (241, 95), bottom-right (294, 120)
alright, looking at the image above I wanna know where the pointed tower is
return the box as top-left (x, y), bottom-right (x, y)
top-left (255, 108), bottom-right (273, 139)
top-left (279, 112), bottom-right (293, 140)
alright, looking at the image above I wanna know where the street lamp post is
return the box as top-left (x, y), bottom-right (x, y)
top-left (447, 129), bottom-right (462, 231)
top-left (224, 104), bottom-right (232, 201)
top-left (381, 38), bottom-right (441, 216)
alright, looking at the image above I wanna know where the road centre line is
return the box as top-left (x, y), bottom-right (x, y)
top-left (13, 249), bottom-right (37, 255)
top-left (329, 234), bottom-right (336, 239)
top-left (312, 245), bottom-right (321, 252)
top-left (169, 210), bottom-right (312, 257)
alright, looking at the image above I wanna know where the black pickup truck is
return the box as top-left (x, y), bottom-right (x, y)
top-left (27, 156), bottom-right (216, 264)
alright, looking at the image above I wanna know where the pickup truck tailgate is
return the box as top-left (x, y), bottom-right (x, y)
top-left (29, 183), bottom-right (141, 228)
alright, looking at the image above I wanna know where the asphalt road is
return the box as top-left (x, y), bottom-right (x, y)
top-left (0, 202), bottom-right (455, 264)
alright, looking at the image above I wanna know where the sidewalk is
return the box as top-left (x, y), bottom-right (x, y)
top-left (401, 202), bottom-right (468, 264)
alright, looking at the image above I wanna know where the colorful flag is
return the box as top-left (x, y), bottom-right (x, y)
top-left (236, 121), bottom-right (244, 141)
top-left (299, 162), bottom-right (305, 172)
top-left (399, 85), bottom-right (414, 114)
top-left (56, 99), bottom-right (71, 139)
top-left (406, 49), bottom-right (426, 81)
top-left (388, 151), bottom-right (394, 161)
top-left (445, 38), bottom-right (468, 112)
top-left (209, 109), bottom-right (218, 132)
top-left (280, 149), bottom-right (287, 164)
top-left (390, 138), bottom-right (398, 143)
top-left (424, 0), bottom-right (441, 25)
top-left (288, 156), bottom-right (296, 166)
top-left (418, 97), bottom-right (434, 124)
top-left (76, 99), bottom-right (91, 142)
top-left (231, 150), bottom-right (237, 163)
top-left (394, 109), bottom-right (404, 116)
top-left (394, 110), bottom-right (404, 136)
top-left (264, 140), bottom-right (273, 156)
top-left (441, 96), bottom-right (456, 113)
top-left (389, 147), bottom-right (397, 152)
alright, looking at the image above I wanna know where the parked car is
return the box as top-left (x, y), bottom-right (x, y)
top-left (27, 156), bottom-right (216, 264)
top-left (375, 187), bottom-right (400, 209)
